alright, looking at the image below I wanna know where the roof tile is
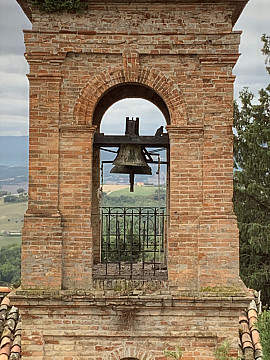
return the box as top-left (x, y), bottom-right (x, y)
top-left (0, 295), bottom-right (21, 360)
top-left (239, 290), bottom-right (264, 360)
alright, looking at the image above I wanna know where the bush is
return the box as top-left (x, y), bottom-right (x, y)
top-left (31, 0), bottom-right (83, 12)
top-left (0, 190), bottom-right (8, 197)
top-left (4, 195), bottom-right (18, 203)
top-left (4, 193), bottom-right (28, 203)
top-left (258, 310), bottom-right (270, 360)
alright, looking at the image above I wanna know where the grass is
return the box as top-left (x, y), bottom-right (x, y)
top-left (0, 199), bottom-right (26, 248)
top-left (0, 198), bottom-right (27, 232)
top-left (0, 236), bottom-right (21, 249)
top-left (102, 184), bottom-right (129, 193)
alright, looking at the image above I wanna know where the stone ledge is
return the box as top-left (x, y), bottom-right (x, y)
top-left (10, 286), bottom-right (252, 310)
top-left (42, 331), bottom-right (217, 338)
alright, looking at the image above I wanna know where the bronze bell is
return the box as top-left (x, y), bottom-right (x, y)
top-left (111, 144), bottom-right (152, 191)
top-left (110, 117), bottom-right (152, 191)
top-left (111, 144), bottom-right (152, 174)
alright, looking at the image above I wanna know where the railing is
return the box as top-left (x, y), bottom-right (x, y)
top-left (93, 206), bottom-right (168, 280)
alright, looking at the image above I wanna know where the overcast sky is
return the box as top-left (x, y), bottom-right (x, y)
top-left (0, 0), bottom-right (269, 136)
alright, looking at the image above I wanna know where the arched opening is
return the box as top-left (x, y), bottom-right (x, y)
top-left (99, 98), bottom-right (167, 193)
top-left (92, 84), bottom-right (170, 280)
top-left (92, 83), bottom-right (171, 129)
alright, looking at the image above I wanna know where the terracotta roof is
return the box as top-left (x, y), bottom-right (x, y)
top-left (0, 291), bottom-right (21, 360)
top-left (239, 291), bottom-right (263, 360)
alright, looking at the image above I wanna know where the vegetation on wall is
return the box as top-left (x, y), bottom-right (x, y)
top-left (164, 345), bottom-right (183, 359)
top-left (31, 0), bottom-right (84, 12)
top-left (214, 341), bottom-right (234, 360)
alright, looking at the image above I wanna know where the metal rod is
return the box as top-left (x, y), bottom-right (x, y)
top-left (102, 159), bottom-right (167, 164)
top-left (100, 147), bottom-right (118, 154)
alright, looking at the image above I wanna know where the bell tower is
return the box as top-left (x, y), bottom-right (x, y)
top-left (14, 0), bottom-right (251, 359)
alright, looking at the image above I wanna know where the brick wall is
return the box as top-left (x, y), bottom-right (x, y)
top-left (13, 282), bottom-right (251, 360)
top-left (16, 0), bottom-right (250, 358)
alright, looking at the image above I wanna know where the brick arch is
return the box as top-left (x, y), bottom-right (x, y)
top-left (73, 66), bottom-right (188, 127)
top-left (104, 346), bottom-right (154, 360)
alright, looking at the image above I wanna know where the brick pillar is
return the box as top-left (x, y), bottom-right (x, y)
top-left (198, 58), bottom-right (241, 289)
top-left (21, 67), bottom-right (63, 289)
top-left (60, 125), bottom-right (96, 290)
top-left (167, 125), bottom-right (203, 290)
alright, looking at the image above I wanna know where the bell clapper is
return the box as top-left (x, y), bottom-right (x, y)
top-left (130, 172), bottom-right (134, 192)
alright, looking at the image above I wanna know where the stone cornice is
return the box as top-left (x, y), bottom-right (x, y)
top-left (25, 52), bottom-right (66, 64)
top-left (166, 125), bottom-right (204, 135)
top-left (60, 125), bottom-right (97, 134)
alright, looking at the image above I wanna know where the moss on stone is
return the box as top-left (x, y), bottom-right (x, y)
top-left (200, 285), bottom-right (244, 296)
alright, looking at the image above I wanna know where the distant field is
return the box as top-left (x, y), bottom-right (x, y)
top-left (0, 186), bottom-right (162, 247)
top-left (103, 184), bottom-right (129, 193)
top-left (0, 199), bottom-right (27, 232)
top-left (0, 236), bottom-right (21, 249)
top-left (108, 185), bottom-right (158, 197)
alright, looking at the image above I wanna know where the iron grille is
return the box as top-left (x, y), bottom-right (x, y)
top-left (93, 206), bottom-right (168, 280)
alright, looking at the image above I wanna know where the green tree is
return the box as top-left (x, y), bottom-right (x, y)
top-left (233, 35), bottom-right (270, 305)
top-left (0, 244), bottom-right (21, 286)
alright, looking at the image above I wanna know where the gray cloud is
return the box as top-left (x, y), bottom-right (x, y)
top-left (0, 54), bottom-right (29, 75)
top-left (234, 0), bottom-right (270, 100)
top-left (0, 114), bottom-right (28, 136)
top-left (0, 0), bottom-right (30, 135)
top-left (0, 0), bottom-right (31, 55)
top-left (0, 71), bottom-right (28, 96)
top-left (0, 69), bottom-right (29, 130)
top-left (0, 97), bottom-right (28, 117)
